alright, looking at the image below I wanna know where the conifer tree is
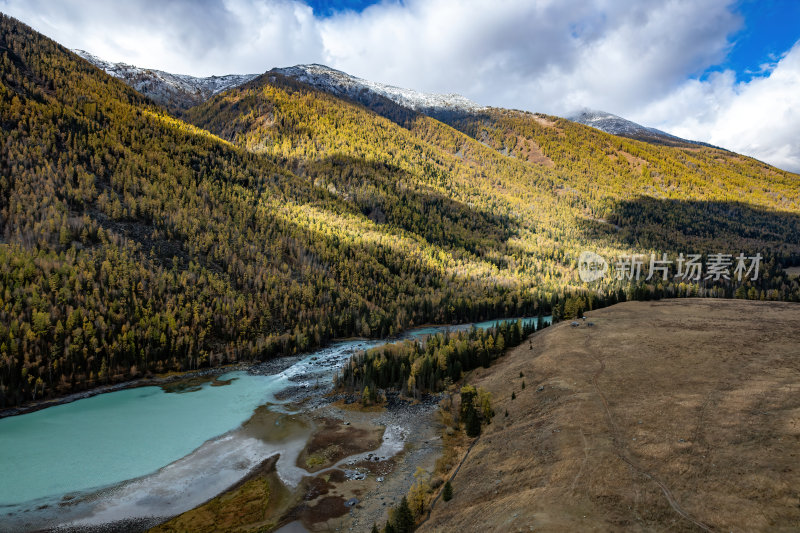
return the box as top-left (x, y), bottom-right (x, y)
top-left (393, 496), bottom-right (415, 533)
top-left (442, 480), bottom-right (453, 502)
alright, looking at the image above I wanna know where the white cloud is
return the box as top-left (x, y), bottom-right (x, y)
top-left (1, 0), bottom-right (798, 172)
top-left (0, 0), bottom-right (324, 76)
top-left (318, 0), bottom-right (740, 116)
top-left (637, 43), bottom-right (800, 173)
top-left (0, 0), bottom-right (740, 102)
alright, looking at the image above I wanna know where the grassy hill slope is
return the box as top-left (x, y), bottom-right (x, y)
top-left (421, 299), bottom-right (800, 532)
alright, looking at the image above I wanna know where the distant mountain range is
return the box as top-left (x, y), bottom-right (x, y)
top-left (75, 51), bottom-right (697, 147)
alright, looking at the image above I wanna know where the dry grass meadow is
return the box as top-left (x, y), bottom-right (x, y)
top-left (421, 299), bottom-right (800, 532)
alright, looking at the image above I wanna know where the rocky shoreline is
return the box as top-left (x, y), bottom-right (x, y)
top-left (0, 343), bottom-right (347, 419)
top-left (271, 390), bottom-right (445, 532)
top-left (51, 517), bottom-right (167, 533)
top-left (5, 379), bottom-right (448, 533)
top-left (143, 387), bottom-right (446, 533)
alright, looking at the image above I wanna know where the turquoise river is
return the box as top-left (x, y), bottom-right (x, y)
top-left (0, 316), bottom-right (549, 531)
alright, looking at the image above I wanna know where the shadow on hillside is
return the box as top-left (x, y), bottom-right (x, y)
top-left (579, 196), bottom-right (800, 258)
top-left (286, 154), bottom-right (519, 258)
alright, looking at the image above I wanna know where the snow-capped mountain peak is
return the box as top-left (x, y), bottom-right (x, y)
top-left (74, 50), bottom-right (259, 110)
top-left (567, 108), bottom-right (701, 147)
top-left (568, 109), bottom-right (664, 136)
top-left (272, 64), bottom-right (485, 114)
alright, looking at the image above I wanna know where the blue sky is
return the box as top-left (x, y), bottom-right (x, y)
top-left (2, 0), bottom-right (799, 172)
top-left (712, 0), bottom-right (800, 81)
top-left (308, 0), bottom-right (800, 85)
top-left (309, 0), bottom-right (800, 75)
top-left (305, 0), bottom-right (384, 17)
top-left (313, 0), bottom-right (800, 93)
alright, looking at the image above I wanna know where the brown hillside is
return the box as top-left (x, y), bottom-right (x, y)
top-left (421, 299), bottom-right (800, 532)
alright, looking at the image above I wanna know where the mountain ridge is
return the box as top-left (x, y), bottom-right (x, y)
top-left (271, 63), bottom-right (485, 114)
top-left (74, 50), bottom-right (717, 151)
top-left (73, 49), bottom-right (259, 110)
top-left (567, 108), bottom-right (716, 148)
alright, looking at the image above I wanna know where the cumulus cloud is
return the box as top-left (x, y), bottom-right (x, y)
top-left (0, 0), bottom-right (324, 76)
top-left (637, 43), bottom-right (800, 172)
top-left (319, 0), bottom-right (740, 115)
top-left (0, 0), bottom-right (741, 103)
top-left (1, 0), bottom-right (798, 172)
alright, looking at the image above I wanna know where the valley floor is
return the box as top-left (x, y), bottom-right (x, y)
top-left (95, 298), bottom-right (800, 533)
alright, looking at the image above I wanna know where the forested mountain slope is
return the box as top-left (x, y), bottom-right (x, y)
top-left (1, 13), bottom-right (799, 408)
top-left (0, 15), bottom-right (532, 407)
top-left (441, 108), bottom-right (800, 252)
top-left (243, 68), bottom-right (800, 258)
top-left (187, 70), bottom-right (800, 278)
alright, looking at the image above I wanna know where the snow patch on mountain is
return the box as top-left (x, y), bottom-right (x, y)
top-left (74, 50), bottom-right (259, 109)
top-left (569, 109), bottom-right (672, 137)
top-left (273, 64), bottom-right (485, 114)
top-left (567, 109), bottom-right (696, 145)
